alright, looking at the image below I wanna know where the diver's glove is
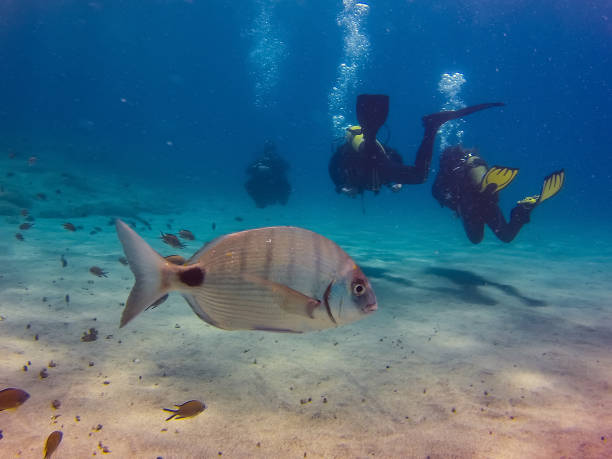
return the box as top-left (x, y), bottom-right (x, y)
top-left (511, 202), bottom-right (534, 224)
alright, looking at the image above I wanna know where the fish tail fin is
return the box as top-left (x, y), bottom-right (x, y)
top-left (115, 219), bottom-right (172, 328)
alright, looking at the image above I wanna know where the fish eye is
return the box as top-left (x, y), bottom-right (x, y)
top-left (352, 282), bottom-right (366, 296)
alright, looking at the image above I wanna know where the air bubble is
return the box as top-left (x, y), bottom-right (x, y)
top-left (437, 72), bottom-right (467, 150)
top-left (328, 1), bottom-right (371, 136)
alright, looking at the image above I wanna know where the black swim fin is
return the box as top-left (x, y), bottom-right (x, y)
top-left (422, 102), bottom-right (505, 130)
top-left (356, 94), bottom-right (389, 148)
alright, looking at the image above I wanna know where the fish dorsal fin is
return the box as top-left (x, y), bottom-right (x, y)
top-left (186, 235), bottom-right (227, 264)
top-left (242, 273), bottom-right (321, 319)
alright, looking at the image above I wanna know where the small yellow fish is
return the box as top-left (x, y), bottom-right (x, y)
top-left (163, 400), bottom-right (206, 421)
top-left (160, 232), bottom-right (185, 249)
top-left (89, 266), bottom-right (108, 278)
top-left (178, 229), bottom-right (195, 240)
top-left (0, 388), bottom-right (29, 411)
top-left (165, 254), bottom-right (186, 265)
top-left (44, 430), bottom-right (63, 459)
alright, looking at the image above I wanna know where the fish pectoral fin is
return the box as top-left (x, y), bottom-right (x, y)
top-left (242, 273), bottom-right (321, 319)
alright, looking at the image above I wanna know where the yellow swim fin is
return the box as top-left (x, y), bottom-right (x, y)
top-left (517, 169), bottom-right (565, 207)
top-left (538, 169), bottom-right (565, 203)
top-left (480, 166), bottom-right (519, 193)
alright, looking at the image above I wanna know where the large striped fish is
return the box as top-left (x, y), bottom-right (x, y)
top-left (115, 219), bottom-right (377, 333)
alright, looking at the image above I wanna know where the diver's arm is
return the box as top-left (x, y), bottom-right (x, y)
top-left (329, 144), bottom-right (353, 191)
top-left (385, 121), bottom-right (438, 185)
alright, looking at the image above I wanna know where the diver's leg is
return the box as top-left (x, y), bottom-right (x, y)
top-left (379, 149), bottom-right (421, 185)
top-left (462, 213), bottom-right (485, 244)
top-left (278, 179), bottom-right (291, 205)
top-left (458, 198), bottom-right (486, 244)
top-left (403, 102), bottom-right (505, 185)
top-left (485, 204), bottom-right (531, 243)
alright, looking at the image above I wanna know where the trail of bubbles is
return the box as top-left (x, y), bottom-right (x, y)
top-left (328, 1), bottom-right (370, 137)
top-left (437, 72), bottom-right (467, 151)
top-left (247, 2), bottom-right (287, 109)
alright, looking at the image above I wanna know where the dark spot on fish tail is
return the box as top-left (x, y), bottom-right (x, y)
top-left (179, 266), bottom-right (205, 287)
top-left (323, 280), bottom-right (337, 324)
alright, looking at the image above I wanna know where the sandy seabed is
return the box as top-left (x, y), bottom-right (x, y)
top-left (1, 162), bottom-right (611, 458)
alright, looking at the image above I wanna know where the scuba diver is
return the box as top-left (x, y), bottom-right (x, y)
top-left (431, 145), bottom-right (565, 244)
top-left (329, 94), bottom-right (505, 196)
top-left (245, 140), bottom-right (291, 208)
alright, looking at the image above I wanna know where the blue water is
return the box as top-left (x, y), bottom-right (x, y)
top-left (1, 2), bottom-right (612, 457)
top-left (2, 0), bottom-right (610, 222)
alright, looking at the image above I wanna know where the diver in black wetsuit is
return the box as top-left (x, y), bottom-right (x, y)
top-left (328, 94), bottom-right (505, 196)
top-left (245, 140), bottom-right (291, 208)
top-left (432, 145), bottom-right (565, 244)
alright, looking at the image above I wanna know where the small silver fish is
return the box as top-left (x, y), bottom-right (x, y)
top-left (115, 219), bottom-right (377, 333)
